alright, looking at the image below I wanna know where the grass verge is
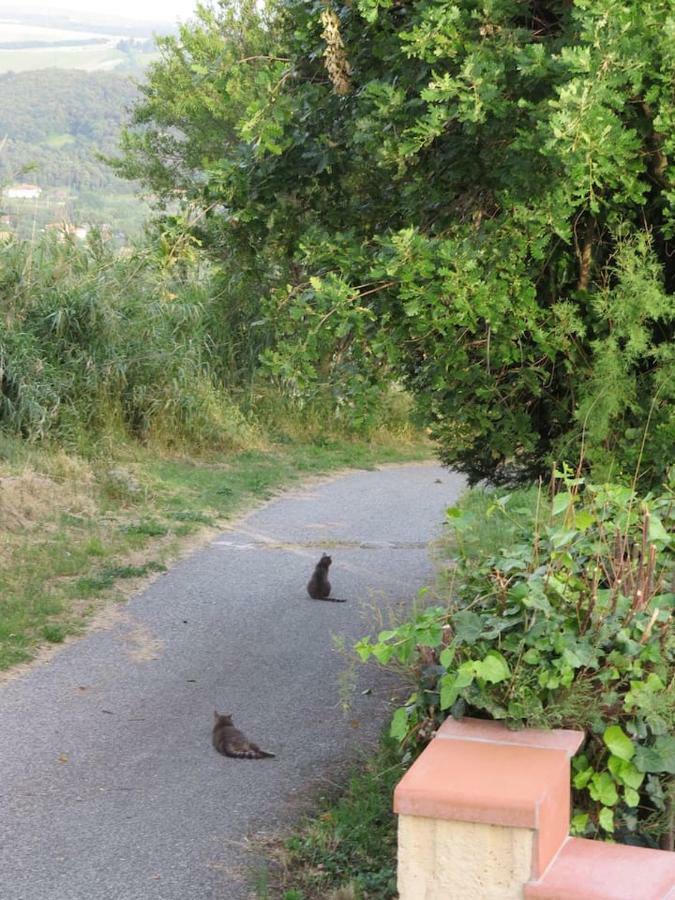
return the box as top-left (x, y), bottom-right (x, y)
top-left (255, 735), bottom-right (403, 900)
top-left (0, 435), bottom-right (430, 673)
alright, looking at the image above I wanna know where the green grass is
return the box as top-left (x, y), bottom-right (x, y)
top-left (256, 736), bottom-right (404, 900)
top-left (102, 562), bottom-right (167, 579)
top-left (0, 437), bottom-right (431, 672)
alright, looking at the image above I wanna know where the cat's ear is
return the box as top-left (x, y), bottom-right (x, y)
top-left (214, 710), bottom-right (220, 721)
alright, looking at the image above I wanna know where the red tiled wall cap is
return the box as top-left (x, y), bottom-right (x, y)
top-left (393, 738), bottom-right (568, 827)
top-left (436, 716), bottom-right (585, 758)
top-left (525, 837), bottom-right (675, 900)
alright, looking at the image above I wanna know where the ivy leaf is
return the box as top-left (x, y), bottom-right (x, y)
top-left (439, 675), bottom-right (460, 711)
top-left (572, 753), bottom-right (589, 773)
top-left (573, 509), bottom-right (594, 531)
top-left (354, 640), bottom-right (373, 662)
top-left (604, 725), bottom-right (635, 761)
top-left (573, 766), bottom-right (594, 789)
top-left (390, 707), bottom-right (409, 742)
top-left (377, 629), bottom-right (397, 642)
top-left (552, 492), bottom-right (575, 516)
top-left (452, 610), bottom-right (483, 643)
top-left (475, 650), bottom-right (510, 684)
top-left (570, 812), bottom-right (589, 834)
top-left (550, 527), bottom-right (578, 548)
top-left (509, 583), bottom-right (529, 602)
top-left (589, 772), bottom-right (618, 806)
top-left (645, 775), bottom-right (666, 810)
top-left (520, 584), bottom-right (552, 613)
top-left (623, 787), bottom-right (640, 807)
top-left (635, 736), bottom-right (675, 775)
top-left (648, 514), bottom-right (671, 546)
top-left (439, 646), bottom-right (456, 669)
top-left (372, 643), bottom-right (395, 664)
top-left (417, 626), bottom-right (443, 647)
top-left (598, 807), bottom-right (614, 833)
top-left (439, 665), bottom-right (475, 709)
top-left (607, 756), bottom-right (644, 789)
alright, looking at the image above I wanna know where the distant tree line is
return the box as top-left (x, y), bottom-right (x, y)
top-left (116, 38), bottom-right (155, 53)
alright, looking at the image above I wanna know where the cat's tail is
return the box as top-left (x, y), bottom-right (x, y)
top-left (254, 748), bottom-right (276, 758)
top-left (308, 596), bottom-right (347, 603)
top-left (228, 748), bottom-right (276, 759)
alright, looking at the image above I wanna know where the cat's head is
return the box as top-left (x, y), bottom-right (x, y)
top-left (214, 711), bottom-right (233, 725)
top-left (320, 554), bottom-right (332, 567)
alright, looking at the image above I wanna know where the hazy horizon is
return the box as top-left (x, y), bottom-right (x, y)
top-left (0, 0), bottom-right (200, 24)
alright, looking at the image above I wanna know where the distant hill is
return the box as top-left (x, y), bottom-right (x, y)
top-left (0, 68), bottom-right (138, 191)
top-left (0, 6), bottom-right (179, 238)
top-left (0, 68), bottom-right (149, 238)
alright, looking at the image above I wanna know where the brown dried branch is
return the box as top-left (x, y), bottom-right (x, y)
top-left (576, 217), bottom-right (595, 292)
top-left (320, 4), bottom-right (352, 96)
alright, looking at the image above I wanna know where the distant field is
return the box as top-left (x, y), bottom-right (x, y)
top-left (0, 22), bottom-right (115, 42)
top-left (2, 190), bottom-right (150, 241)
top-left (0, 47), bottom-right (159, 73)
top-left (44, 133), bottom-right (76, 148)
top-left (0, 47), bottom-right (123, 72)
top-left (0, 17), bottom-right (160, 73)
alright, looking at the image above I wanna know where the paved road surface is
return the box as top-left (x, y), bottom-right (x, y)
top-left (0, 462), bottom-right (464, 900)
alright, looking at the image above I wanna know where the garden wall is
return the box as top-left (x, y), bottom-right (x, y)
top-left (394, 718), bottom-right (675, 899)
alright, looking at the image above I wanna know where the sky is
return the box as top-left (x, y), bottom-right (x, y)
top-left (12, 1), bottom-right (201, 23)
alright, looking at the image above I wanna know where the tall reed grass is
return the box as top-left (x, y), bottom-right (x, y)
top-left (0, 234), bottom-right (255, 451)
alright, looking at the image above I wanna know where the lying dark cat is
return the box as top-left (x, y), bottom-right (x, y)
top-left (212, 712), bottom-right (275, 760)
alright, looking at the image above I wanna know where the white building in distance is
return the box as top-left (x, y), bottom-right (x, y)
top-left (2, 183), bottom-right (42, 200)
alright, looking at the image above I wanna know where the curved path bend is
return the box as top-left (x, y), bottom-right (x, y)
top-left (0, 462), bottom-right (464, 900)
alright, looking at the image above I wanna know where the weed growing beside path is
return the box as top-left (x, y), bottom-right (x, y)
top-left (256, 736), bottom-right (402, 900)
top-left (0, 437), bottom-right (430, 673)
top-left (357, 478), bottom-right (675, 848)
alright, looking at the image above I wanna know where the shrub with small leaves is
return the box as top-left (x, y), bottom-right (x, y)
top-left (116, 0), bottom-right (675, 486)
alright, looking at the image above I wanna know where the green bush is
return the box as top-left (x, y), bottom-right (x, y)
top-left (356, 473), bottom-right (674, 847)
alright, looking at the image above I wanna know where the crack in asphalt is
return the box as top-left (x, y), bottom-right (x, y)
top-left (212, 538), bottom-right (430, 550)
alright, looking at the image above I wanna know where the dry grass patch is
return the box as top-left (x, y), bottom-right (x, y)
top-left (0, 469), bottom-right (95, 531)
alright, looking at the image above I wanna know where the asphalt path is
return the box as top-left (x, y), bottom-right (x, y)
top-left (0, 462), bottom-right (464, 900)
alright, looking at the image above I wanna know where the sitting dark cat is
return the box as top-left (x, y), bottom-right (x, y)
top-left (306, 554), bottom-right (346, 602)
